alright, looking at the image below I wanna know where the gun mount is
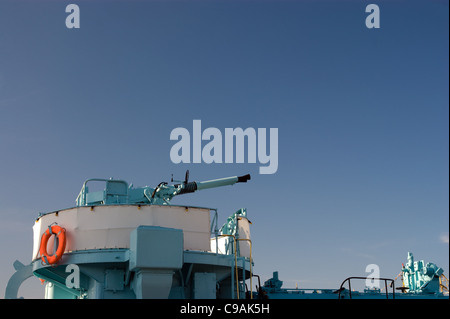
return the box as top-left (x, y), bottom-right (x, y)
top-left (75, 171), bottom-right (251, 206)
top-left (401, 252), bottom-right (445, 294)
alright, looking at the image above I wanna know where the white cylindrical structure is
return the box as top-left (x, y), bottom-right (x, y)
top-left (32, 205), bottom-right (211, 261)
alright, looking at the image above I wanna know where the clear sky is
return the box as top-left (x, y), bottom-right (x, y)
top-left (0, 0), bottom-right (448, 298)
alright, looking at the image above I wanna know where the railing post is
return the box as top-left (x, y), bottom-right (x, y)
top-left (236, 238), bottom-right (253, 299)
top-left (216, 234), bottom-right (239, 299)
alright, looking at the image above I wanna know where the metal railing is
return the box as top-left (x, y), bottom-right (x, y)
top-left (210, 209), bottom-right (254, 299)
top-left (215, 234), bottom-right (240, 299)
top-left (236, 238), bottom-right (253, 299)
top-left (338, 277), bottom-right (395, 299)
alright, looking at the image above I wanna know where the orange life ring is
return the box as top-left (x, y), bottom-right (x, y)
top-left (39, 225), bottom-right (66, 265)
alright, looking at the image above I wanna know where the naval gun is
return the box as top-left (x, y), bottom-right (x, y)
top-left (76, 170), bottom-right (251, 206)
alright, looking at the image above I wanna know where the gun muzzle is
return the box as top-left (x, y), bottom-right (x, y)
top-left (237, 174), bottom-right (251, 183)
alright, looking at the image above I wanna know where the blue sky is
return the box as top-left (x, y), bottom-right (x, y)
top-left (0, 0), bottom-right (448, 298)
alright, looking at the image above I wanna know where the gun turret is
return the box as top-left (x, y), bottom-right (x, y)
top-left (76, 171), bottom-right (251, 206)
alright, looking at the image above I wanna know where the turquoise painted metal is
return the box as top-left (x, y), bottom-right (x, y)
top-left (76, 171), bottom-right (251, 206)
top-left (5, 172), bottom-right (254, 299)
top-left (401, 252), bottom-right (444, 294)
top-left (3, 171), bottom-right (448, 300)
top-left (219, 208), bottom-right (248, 236)
top-left (259, 252), bottom-right (448, 299)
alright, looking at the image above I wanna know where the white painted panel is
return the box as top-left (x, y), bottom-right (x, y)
top-left (237, 217), bottom-right (251, 259)
top-left (32, 205), bottom-right (211, 260)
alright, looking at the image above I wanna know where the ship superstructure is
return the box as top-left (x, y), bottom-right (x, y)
top-left (6, 173), bottom-right (254, 299)
top-left (4, 172), bottom-right (448, 299)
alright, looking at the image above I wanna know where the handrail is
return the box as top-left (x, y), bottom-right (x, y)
top-left (76, 178), bottom-right (129, 206)
top-left (236, 238), bottom-right (253, 299)
top-left (338, 276), bottom-right (395, 299)
top-left (216, 234), bottom-right (239, 299)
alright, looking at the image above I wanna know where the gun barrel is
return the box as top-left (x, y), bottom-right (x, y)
top-left (196, 174), bottom-right (250, 191)
top-left (177, 174), bottom-right (250, 195)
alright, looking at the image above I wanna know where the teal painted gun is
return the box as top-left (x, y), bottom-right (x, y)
top-left (401, 252), bottom-right (444, 294)
top-left (76, 171), bottom-right (251, 206)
